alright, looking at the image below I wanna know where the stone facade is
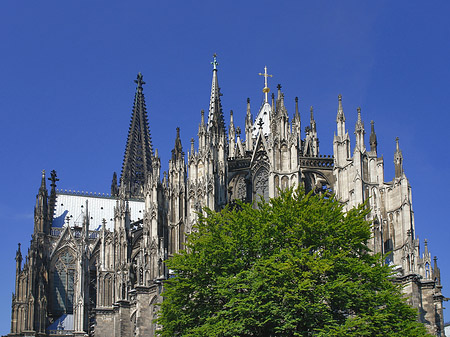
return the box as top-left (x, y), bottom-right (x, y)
top-left (9, 56), bottom-right (446, 336)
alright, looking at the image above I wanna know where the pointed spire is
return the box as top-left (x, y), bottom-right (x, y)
top-left (111, 172), bottom-right (118, 196)
top-left (354, 107), bottom-right (366, 151)
top-left (171, 127), bottom-right (184, 161)
top-left (369, 120), bottom-right (378, 153)
top-left (293, 97), bottom-right (301, 138)
top-left (15, 243), bottom-right (22, 272)
top-left (48, 169), bottom-right (58, 222)
top-left (120, 73), bottom-right (154, 199)
top-left (207, 54), bottom-right (225, 133)
top-left (34, 170), bottom-right (49, 234)
top-left (201, 109), bottom-right (205, 126)
top-left (310, 106), bottom-right (316, 132)
top-left (336, 94), bottom-right (345, 122)
top-left (39, 169), bottom-right (46, 192)
top-left (394, 137), bottom-right (403, 178)
top-left (190, 138), bottom-right (195, 154)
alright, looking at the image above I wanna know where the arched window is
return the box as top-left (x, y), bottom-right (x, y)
top-left (52, 251), bottom-right (76, 316)
top-left (254, 166), bottom-right (269, 202)
top-left (425, 262), bottom-right (430, 279)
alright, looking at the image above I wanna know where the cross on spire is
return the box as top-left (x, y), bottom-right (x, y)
top-left (49, 170), bottom-right (59, 187)
top-left (135, 72), bottom-right (145, 90)
top-left (259, 66), bottom-right (273, 103)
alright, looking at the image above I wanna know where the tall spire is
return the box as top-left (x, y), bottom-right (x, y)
top-left (207, 54), bottom-right (225, 133)
top-left (120, 73), bottom-right (154, 199)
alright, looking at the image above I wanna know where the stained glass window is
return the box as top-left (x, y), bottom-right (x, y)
top-left (52, 251), bottom-right (76, 316)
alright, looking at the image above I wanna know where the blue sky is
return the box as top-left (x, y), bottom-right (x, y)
top-left (1, 1), bottom-right (449, 333)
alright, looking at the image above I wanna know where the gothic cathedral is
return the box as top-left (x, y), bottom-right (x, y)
top-left (9, 56), bottom-right (446, 336)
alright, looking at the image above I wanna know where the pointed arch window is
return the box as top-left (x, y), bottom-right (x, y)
top-left (52, 251), bottom-right (76, 316)
top-left (254, 166), bottom-right (269, 202)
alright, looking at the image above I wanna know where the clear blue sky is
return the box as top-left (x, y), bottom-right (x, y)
top-left (1, 1), bottom-right (449, 333)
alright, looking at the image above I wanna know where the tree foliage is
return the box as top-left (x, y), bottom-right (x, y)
top-left (157, 188), bottom-right (431, 336)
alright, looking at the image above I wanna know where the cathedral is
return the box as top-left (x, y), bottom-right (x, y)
top-left (9, 56), bottom-right (446, 336)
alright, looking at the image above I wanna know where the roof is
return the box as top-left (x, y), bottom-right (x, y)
top-left (52, 191), bottom-right (145, 231)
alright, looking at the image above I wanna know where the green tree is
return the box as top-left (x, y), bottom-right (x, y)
top-left (158, 188), bottom-right (431, 337)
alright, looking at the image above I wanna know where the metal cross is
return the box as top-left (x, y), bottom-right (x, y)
top-left (258, 66), bottom-right (272, 102)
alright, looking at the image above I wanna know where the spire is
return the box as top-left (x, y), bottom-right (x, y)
top-left (336, 94), bottom-right (345, 122)
top-left (15, 243), bottom-right (22, 272)
top-left (369, 120), bottom-right (378, 153)
top-left (354, 107), bottom-right (366, 151)
top-left (292, 97), bottom-right (301, 138)
top-left (34, 170), bottom-right (49, 234)
top-left (171, 127), bottom-right (184, 161)
top-left (207, 54), bottom-right (225, 133)
top-left (336, 94), bottom-right (347, 138)
top-left (245, 98), bottom-right (253, 152)
top-left (229, 110), bottom-right (236, 158)
top-left (120, 73), bottom-right (154, 199)
top-left (47, 169), bottom-right (58, 223)
top-left (310, 106), bottom-right (316, 132)
top-left (111, 172), bottom-right (118, 196)
top-left (394, 137), bottom-right (403, 178)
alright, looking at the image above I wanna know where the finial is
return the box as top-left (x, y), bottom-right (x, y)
top-left (424, 238), bottom-right (428, 246)
top-left (190, 138), bottom-right (195, 153)
top-left (49, 170), bottom-right (59, 187)
top-left (236, 126), bottom-right (241, 137)
top-left (258, 66), bottom-right (273, 103)
top-left (42, 169), bottom-right (45, 178)
top-left (211, 53), bottom-right (219, 70)
top-left (247, 97), bottom-right (250, 104)
top-left (395, 137), bottom-right (400, 150)
top-left (295, 96), bottom-right (298, 103)
top-left (135, 72), bottom-right (145, 90)
top-left (310, 106), bottom-right (314, 120)
top-left (176, 127), bottom-right (180, 137)
top-left (277, 84), bottom-right (282, 90)
top-left (338, 94), bottom-right (342, 102)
